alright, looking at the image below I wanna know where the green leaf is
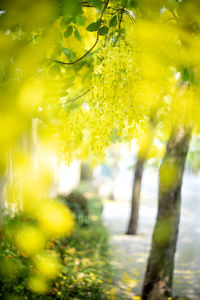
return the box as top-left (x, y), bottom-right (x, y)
top-left (61, 0), bottom-right (82, 17)
top-left (74, 26), bottom-right (81, 41)
top-left (86, 21), bottom-right (100, 32)
top-left (123, 0), bottom-right (138, 8)
top-left (180, 66), bottom-right (196, 85)
top-left (75, 15), bottom-right (86, 26)
top-left (49, 64), bottom-right (61, 75)
top-left (181, 67), bottom-right (190, 82)
top-left (109, 15), bottom-right (118, 27)
top-left (64, 26), bottom-right (73, 38)
top-left (99, 26), bottom-right (109, 36)
top-left (51, 45), bottom-right (62, 59)
top-left (62, 47), bottom-right (74, 60)
top-left (91, 0), bottom-right (102, 8)
top-left (61, 16), bottom-right (73, 28)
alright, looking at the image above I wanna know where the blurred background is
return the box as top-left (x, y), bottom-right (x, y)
top-left (52, 139), bottom-right (200, 299)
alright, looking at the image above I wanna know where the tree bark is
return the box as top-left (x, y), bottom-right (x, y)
top-left (126, 157), bottom-right (145, 234)
top-left (142, 125), bottom-right (191, 300)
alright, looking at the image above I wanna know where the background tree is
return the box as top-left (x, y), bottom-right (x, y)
top-left (126, 115), bottom-right (157, 235)
top-left (142, 123), bottom-right (191, 300)
top-left (137, 0), bottom-right (200, 298)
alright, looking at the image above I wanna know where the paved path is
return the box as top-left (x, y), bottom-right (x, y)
top-left (103, 169), bottom-right (200, 300)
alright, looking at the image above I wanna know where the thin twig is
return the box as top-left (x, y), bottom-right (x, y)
top-left (169, 8), bottom-right (179, 20)
top-left (46, 0), bottom-right (109, 66)
top-left (80, 1), bottom-right (94, 8)
top-left (124, 10), bottom-right (135, 23)
top-left (80, 1), bottom-right (94, 7)
top-left (66, 89), bottom-right (91, 103)
top-left (113, 9), bottom-right (124, 46)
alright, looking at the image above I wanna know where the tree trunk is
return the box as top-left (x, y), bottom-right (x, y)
top-left (126, 157), bottom-right (145, 234)
top-left (142, 125), bottom-right (191, 300)
top-left (126, 126), bottom-right (155, 235)
top-left (126, 112), bottom-right (158, 235)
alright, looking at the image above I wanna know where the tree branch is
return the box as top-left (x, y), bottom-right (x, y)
top-left (46, 0), bottom-right (109, 66)
top-left (66, 89), bottom-right (91, 103)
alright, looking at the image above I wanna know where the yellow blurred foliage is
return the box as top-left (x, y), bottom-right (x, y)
top-left (138, 131), bottom-right (153, 159)
top-left (16, 225), bottom-right (45, 256)
top-left (28, 275), bottom-right (48, 294)
top-left (18, 80), bottom-right (45, 111)
top-left (37, 200), bottom-right (75, 237)
top-left (34, 253), bottom-right (61, 279)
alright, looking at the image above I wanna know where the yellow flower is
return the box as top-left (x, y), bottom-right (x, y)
top-left (34, 253), bottom-right (61, 279)
top-left (28, 276), bottom-right (48, 294)
top-left (37, 200), bottom-right (75, 237)
top-left (65, 248), bottom-right (76, 255)
top-left (16, 226), bottom-right (45, 256)
top-left (89, 272), bottom-right (96, 281)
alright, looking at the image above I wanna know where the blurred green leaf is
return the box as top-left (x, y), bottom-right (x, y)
top-left (74, 26), bottom-right (81, 41)
top-left (99, 26), bottom-right (108, 35)
top-left (49, 64), bottom-right (61, 75)
top-left (123, 0), bottom-right (138, 8)
top-left (62, 47), bottom-right (74, 60)
top-left (181, 67), bottom-right (190, 82)
top-left (109, 15), bottom-right (118, 27)
top-left (180, 66), bottom-right (196, 85)
top-left (60, 0), bottom-right (82, 17)
top-left (86, 21), bottom-right (100, 31)
top-left (91, 0), bottom-right (103, 9)
top-left (75, 15), bottom-right (86, 26)
top-left (64, 25), bottom-right (73, 38)
top-left (60, 16), bottom-right (72, 29)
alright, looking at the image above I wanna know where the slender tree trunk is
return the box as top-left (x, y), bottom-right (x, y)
top-left (142, 125), bottom-right (191, 300)
top-left (126, 111), bottom-right (158, 235)
top-left (126, 157), bottom-right (145, 234)
top-left (126, 123), bottom-right (155, 235)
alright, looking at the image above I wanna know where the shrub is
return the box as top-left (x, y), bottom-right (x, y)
top-left (0, 201), bottom-right (112, 300)
top-left (59, 191), bottom-right (89, 226)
